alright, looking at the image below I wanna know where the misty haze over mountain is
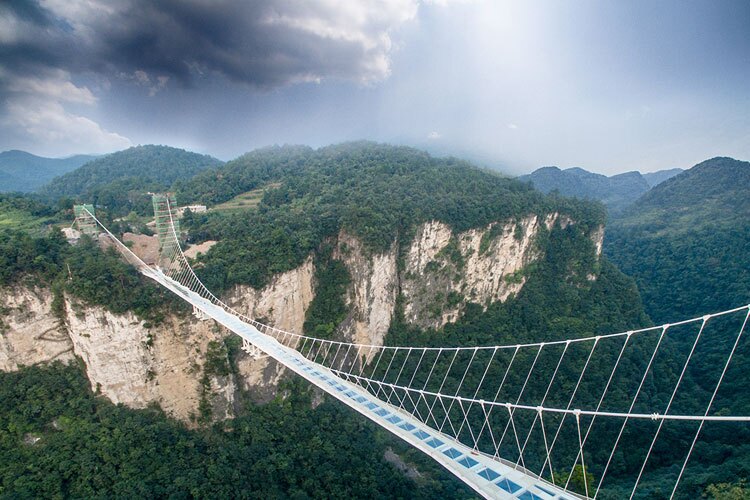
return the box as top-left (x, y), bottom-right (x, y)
top-left (1, 1), bottom-right (748, 173)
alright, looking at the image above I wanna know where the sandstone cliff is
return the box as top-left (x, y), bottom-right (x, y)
top-left (0, 286), bottom-right (74, 371)
top-left (0, 216), bottom-right (603, 421)
top-left (401, 216), bottom-right (545, 329)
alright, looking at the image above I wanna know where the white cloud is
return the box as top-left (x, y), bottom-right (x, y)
top-left (256, 0), bottom-right (421, 84)
top-left (6, 100), bottom-right (131, 154)
top-left (124, 70), bottom-right (170, 96)
top-left (6, 70), bottom-right (97, 105)
top-left (507, 123), bottom-right (518, 130)
top-left (0, 69), bottom-right (131, 156)
top-left (428, 131), bottom-right (441, 139)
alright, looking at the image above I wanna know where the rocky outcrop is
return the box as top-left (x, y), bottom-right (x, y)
top-left (225, 257), bottom-right (314, 397)
top-left (334, 232), bottom-right (399, 356)
top-left (64, 295), bottom-right (235, 421)
top-left (0, 286), bottom-right (74, 371)
top-left (0, 256), bottom-right (315, 421)
top-left (402, 218), bottom-right (541, 328)
top-left (0, 213), bottom-right (601, 421)
top-left (226, 257), bottom-right (314, 334)
top-left (324, 214), bottom-right (582, 342)
top-left (591, 225), bottom-right (605, 257)
top-left (0, 285), bottom-right (237, 423)
top-left (57, 252), bottom-right (317, 416)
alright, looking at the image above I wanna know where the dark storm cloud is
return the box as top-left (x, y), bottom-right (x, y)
top-left (3, 0), bottom-right (50, 25)
top-left (0, 0), bottom-right (411, 89)
top-left (0, 0), bottom-right (417, 155)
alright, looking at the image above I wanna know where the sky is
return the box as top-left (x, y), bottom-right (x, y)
top-left (0, 0), bottom-right (748, 175)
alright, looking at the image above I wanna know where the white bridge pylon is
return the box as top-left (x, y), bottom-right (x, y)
top-left (75, 202), bottom-right (750, 500)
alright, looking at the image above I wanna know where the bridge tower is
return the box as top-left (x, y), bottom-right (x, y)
top-left (73, 204), bottom-right (98, 236)
top-left (151, 193), bottom-right (183, 272)
top-left (152, 193), bottom-right (180, 247)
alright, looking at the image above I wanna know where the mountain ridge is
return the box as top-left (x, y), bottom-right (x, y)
top-left (39, 145), bottom-right (223, 216)
top-left (519, 165), bottom-right (683, 213)
top-left (642, 167), bottom-right (683, 187)
top-left (605, 156), bottom-right (750, 322)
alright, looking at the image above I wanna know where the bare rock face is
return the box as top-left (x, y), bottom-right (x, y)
top-left (334, 232), bottom-right (399, 359)
top-left (234, 355), bottom-right (286, 402)
top-left (402, 217), bottom-right (544, 328)
top-left (65, 298), bottom-right (155, 407)
top-left (405, 220), bottom-right (453, 274)
top-left (591, 225), bottom-right (605, 257)
top-left (0, 213), bottom-right (603, 421)
top-left (225, 257), bottom-right (315, 396)
top-left (0, 286), bottom-right (74, 371)
top-left (226, 257), bottom-right (314, 334)
top-left (326, 215), bottom-right (571, 346)
top-left (0, 283), bottom-right (237, 423)
top-left (64, 296), bottom-right (236, 421)
top-left (0, 259), bottom-right (312, 421)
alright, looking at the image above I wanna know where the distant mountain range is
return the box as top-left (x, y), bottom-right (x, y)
top-left (519, 165), bottom-right (683, 213)
top-left (641, 168), bottom-right (684, 187)
top-left (0, 150), bottom-right (97, 193)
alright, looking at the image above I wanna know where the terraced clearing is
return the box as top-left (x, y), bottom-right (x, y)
top-left (210, 183), bottom-right (280, 212)
top-left (0, 209), bottom-right (51, 235)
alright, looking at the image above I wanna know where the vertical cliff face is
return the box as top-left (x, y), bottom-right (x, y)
top-left (0, 286), bottom-right (74, 371)
top-left (64, 296), bottom-right (236, 421)
top-left (224, 257), bottom-right (315, 399)
top-left (0, 256), bottom-right (315, 421)
top-left (0, 214), bottom-right (602, 420)
top-left (226, 257), bottom-right (314, 334)
top-left (334, 232), bottom-right (399, 357)
top-left (590, 225), bottom-right (605, 257)
top-left (0, 285), bottom-right (237, 422)
top-left (402, 216), bottom-right (546, 329)
top-left (333, 215), bottom-right (573, 337)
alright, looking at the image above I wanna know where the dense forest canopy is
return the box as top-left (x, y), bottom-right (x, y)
top-left (605, 157), bottom-right (750, 322)
top-left (598, 157), bottom-right (750, 497)
top-left (0, 143), bottom-right (748, 498)
top-left (0, 363), bottom-right (471, 499)
top-left (39, 145), bottom-right (223, 217)
top-left (178, 142), bottom-right (606, 291)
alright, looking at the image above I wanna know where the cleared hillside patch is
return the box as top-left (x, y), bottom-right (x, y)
top-left (210, 183), bottom-right (280, 213)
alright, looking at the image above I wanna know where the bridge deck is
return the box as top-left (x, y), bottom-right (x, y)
top-left (143, 267), bottom-right (579, 500)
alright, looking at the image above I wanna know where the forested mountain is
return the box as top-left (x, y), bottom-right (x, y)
top-left (0, 150), bottom-right (96, 193)
top-left (177, 142), bottom-right (609, 292)
top-left (40, 145), bottom-right (223, 216)
top-left (603, 157), bottom-right (750, 498)
top-left (519, 166), bottom-right (682, 213)
top-left (1, 143), bottom-right (746, 498)
top-left (642, 167), bottom-right (683, 187)
top-left (1, 142), bottom-right (652, 498)
top-left (605, 156), bottom-right (750, 323)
